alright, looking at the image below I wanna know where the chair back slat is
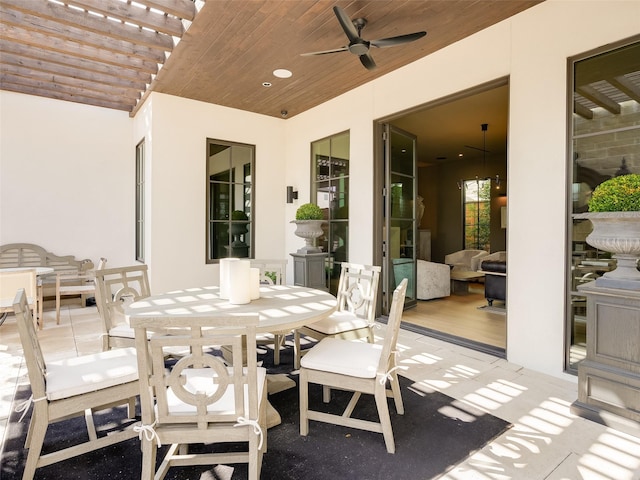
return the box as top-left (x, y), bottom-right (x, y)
top-left (377, 278), bottom-right (408, 375)
top-left (250, 259), bottom-right (287, 285)
top-left (94, 265), bottom-right (151, 333)
top-left (131, 314), bottom-right (260, 431)
top-left (335, 263), bottom-right (381, 322)
top-left (12, 289), bottom-right (47, 400)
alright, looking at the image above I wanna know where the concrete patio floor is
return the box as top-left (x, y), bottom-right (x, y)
top-left (1, 305), bottom-right (639, 479)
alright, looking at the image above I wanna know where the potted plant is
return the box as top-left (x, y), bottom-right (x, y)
top-left (574, 173), bottom-right (640, 287)
top-left (291, 203), bottom-right (325, 254)
top-left (229, 210), bottom-right (249, 257)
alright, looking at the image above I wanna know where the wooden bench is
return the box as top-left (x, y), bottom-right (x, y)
top-left (0, 243), bottom-right (94, 326)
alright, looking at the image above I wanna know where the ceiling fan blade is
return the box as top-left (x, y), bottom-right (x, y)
top-left (300, 46), bottom-right (349, 56)
top-left (359, 53), bottom-right (376, 70)
top-left (370, 31), bottom-right (427, 48)
top-left (333, 5), bottom-right (359, 42)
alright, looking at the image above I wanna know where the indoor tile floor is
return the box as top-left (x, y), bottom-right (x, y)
top-left (1, 305), bottom-right (639, 480)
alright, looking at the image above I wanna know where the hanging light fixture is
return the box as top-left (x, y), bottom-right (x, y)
top-left (480, 123), bottom-right (501, 189)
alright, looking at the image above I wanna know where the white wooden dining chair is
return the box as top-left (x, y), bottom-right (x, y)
top-left (12, 289), bottom-right (140, 480)
top-left (94, 264), bottom-right (151, 351)
top-left (250, 259), bottom-right (288, 365)
top-left (54, 257), bottom-right (107, 325)
top-left (131, 313), bottom-right (268, 480)
top-left (294, 263), bottom-right (381, 369)
top-left (0, 269), bottom-right (38, 328)
top-left (299, 278), bottom-right (407, 454)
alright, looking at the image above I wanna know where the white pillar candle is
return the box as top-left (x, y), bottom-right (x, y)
top-left (219, 258), bottom-right (238, 300)
top-left (229, 259), bottom-right (251, 305)
top-left (250, 267), bottom-right (260, 300)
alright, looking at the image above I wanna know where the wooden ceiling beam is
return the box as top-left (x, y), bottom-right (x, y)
top-left (577, 85), bottom-right (621, 115)
top-left (574, 100), bottom-right (594, 120)
top-left (0, 72), bottom-right (137, 103)
top-left (64, 0), bottom-right (184, 37)
top-left (0, 23), bottom-right (159, 74)
top-left (0, 40), bottom-right (152, 84)
top-left (0, 80), bottom-right (134, 111)
top-left (609, 75), bottom-right (640, 104)
top-left (1, 0), bottom-right (174, 51)
top-left (0, 5), bottom-right (167, 63)
top-left (135, 0), bottom-right (198, 22)
top-left (0, 64), bottom-right (142, 98)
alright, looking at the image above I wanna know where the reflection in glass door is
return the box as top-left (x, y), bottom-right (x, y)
top-left (383, 125), bottom-right (417, 311)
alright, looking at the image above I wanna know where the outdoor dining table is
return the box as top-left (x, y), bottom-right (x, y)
top-left (124, 283), bottom-right (337, 427)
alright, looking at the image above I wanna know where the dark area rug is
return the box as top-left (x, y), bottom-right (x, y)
top-left (2, 341), bottom-right (510, 480)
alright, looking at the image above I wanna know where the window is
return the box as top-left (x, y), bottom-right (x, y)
top-left (463, 178), bottom-right (491, 251)
top-left (311, 132), bottom-right (349, 294)
top-left (135, 139), bottom-right (145, 262)
top-left (206, 139), bottom-right (254, 262)
top-left (566, 38), bottom-right (640, 373)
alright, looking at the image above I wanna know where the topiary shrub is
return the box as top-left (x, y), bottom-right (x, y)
top-left (231, 210), bottom-right (248, 220)
top-left (295, 203), bottom-right (323, 220)
top-left (588, 174), bottom-right (640, 212)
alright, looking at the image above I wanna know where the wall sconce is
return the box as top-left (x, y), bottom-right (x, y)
top-left (286, 186), bottom-right (298, 203)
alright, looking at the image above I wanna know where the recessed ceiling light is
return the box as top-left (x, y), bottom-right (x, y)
top-left (273, 69), bottom-right (292, 79)
top-left (262, 82), bottom-right (272, 87)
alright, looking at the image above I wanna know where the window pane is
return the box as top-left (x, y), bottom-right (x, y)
top-left (311, 132), bottom-right (349, 294)
top-left (207, 140), bottom-right (254, 262)
top-left (135, 139), bottom-right (145, 262)
top-left (390, 174), bottom-right (414, 219)
top-left (566, 39), bottom-right (640, 373)
top-left (463, 179), bottom-right (490, 251)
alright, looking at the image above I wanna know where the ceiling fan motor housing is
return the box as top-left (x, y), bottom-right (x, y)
top-left (349, 40), bottom-right (370, 55)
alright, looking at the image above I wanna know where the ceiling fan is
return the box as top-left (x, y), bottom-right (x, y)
top-left (301, 6), bottom-right (427, 71)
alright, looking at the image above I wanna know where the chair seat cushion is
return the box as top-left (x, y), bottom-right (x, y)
top-left (0, 296), bottom-right (35, 309)
top-left (109, 323), bottom-right (155, 339)
top-left (301, 338), bottom-right (382, 378)
top-left (46, 347), bottom-right (138, 401)
top-left (306, 311), bottom-right (371, 335)
top-left (109, 323), bottom-right (136, 338)
top-left (165, 367), bottom-right (267, 415)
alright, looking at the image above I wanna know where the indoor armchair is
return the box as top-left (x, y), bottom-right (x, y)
top-left (444, 249), bottom-right (489, 272)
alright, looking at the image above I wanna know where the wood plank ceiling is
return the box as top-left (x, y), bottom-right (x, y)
top-left (0, 0), bottom-right (547, 118)
top-left (9, 0), bottom-right (635, 122)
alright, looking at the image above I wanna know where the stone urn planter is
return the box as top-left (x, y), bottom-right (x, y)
top-left (574, 212), bottom-right (640, 288)
top-left (292, 203), bottom-right (325, 254)
top-left (574, 174), bottom-right (640, 289)
top-left (291, 220), bottom-right (325, 254)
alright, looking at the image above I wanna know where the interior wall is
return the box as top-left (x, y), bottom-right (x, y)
top-left (0, 91), bottom-right (134, 267)
top-left (425, 155), bottom-right (507, 263)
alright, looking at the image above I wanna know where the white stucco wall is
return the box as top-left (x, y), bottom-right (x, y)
top-left (0, 92), bottom-right (134, 267)
top-left (284, 0), bottom-right (640, 378)
top-left (1, 0), bottom-right (638, 380)
top-left (132, 93), bottom-right (286, 292)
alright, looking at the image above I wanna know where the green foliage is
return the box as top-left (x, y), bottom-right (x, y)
top-left (232, 210), bottom-right (248, 220)
top-left (588, 174), bottom-right (640, 212)
top-left (295, 203), bottom-right (323, 220)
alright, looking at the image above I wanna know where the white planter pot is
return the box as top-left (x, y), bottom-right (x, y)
top-left (291, 220), bottom-right (325, 254)
top-left (574, 212), bottom-right (640, 288)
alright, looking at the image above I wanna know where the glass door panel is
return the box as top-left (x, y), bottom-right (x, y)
top-left (384, 125), bottom-right (417, 311)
